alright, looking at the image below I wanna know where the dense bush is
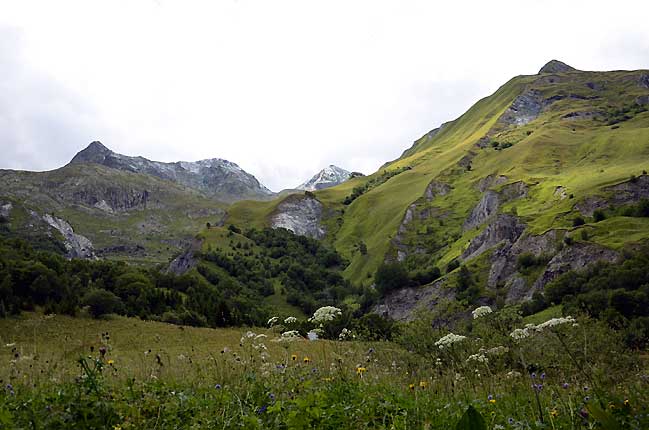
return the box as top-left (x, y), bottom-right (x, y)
top-left (524, 244), bottom-right (649, 347)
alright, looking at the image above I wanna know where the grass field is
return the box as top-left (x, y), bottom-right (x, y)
top-left (1, 312), bottom-right (647, 428)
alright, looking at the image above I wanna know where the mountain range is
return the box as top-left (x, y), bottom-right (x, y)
top-left (2, 59), bottom-right (649, 320)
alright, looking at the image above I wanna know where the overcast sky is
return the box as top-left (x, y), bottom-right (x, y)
top-left (1, 1), bottom-right (648, 191)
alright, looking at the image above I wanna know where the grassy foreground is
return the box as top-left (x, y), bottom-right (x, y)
top-left (1, 312), bottom-right (648, 429)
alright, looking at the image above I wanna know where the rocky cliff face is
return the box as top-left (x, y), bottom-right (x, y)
top-left (41, 214), bottom-right (96, 259)
top-left (70, 141), bottom-right (274, 202)
top-left (270, 194), bottom-right (326, 239)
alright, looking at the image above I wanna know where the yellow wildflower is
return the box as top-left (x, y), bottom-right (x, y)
top-left (409, 383), bottom-right (415, 391)
top-left (419, 381), bottom-right (428, 389)
top-left (107, 359), bottom-right (115, 366)
top-left (291, 354), bottom-right (297, 361)
top-left (303, 356), bottom-right (311, 364)
top-left (624, 399), bottom-right (630, 406)
top-left (489, 399), bottom-right (496, 404)
top-left (550, 409), bottom-right (558, 418)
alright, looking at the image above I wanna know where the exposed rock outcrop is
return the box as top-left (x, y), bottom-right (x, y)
top-left (639, 74), bottom-right (649, 89)
top-left (72, 186), bottom-right (151, 213)
top-left (498, 90), bottom-right (543, 126)
top-left (526, 243), bottom-right (619, 300)
top-left (463, 191), bottom-right (501, 232)
top-left (606, 174), bottom-right (649, 205)
top-left (270, 195), bottom-right (326, 239)
top-left (476, 175), bottom-right (508, 192)
top-left (167, 239), bottom-right (202, 275)
top-left (575, 196), bottom-right (609, 217)
top-left (538, 60), bottom-right (577, 74)
top-left (425, 180), bottom-right (450, 201)
top-left (489, 229), bottom-right (559, 292)
top-left (373, 278), bottom-right (455, 321)
top-left (462, 215), bottom-right (526, 261)
top-left (464, 182), bottom-right (528, 231)
top-left (70, 141), bottom-right (274, 202)
top-left (0, 202), bottom-right (12, 219)
top-left (42, 214), bottom-right (95, 259)
top-left (636, 95), bottom-right (649, 105)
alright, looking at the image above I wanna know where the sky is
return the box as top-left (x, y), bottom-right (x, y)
top-left (1, 1), bottom-right (649, 191)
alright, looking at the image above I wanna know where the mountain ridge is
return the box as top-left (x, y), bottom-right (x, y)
top-left (70, 141), bottom-right (274, 203)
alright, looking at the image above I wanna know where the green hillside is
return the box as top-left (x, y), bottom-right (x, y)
top-left (223, 63), bottom-right (649, 297)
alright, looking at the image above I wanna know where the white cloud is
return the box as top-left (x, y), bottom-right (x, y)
top-left (1, 0), bottom-right (648, 190)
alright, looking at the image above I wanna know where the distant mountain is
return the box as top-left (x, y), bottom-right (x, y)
top-left (70, 141), bottom-right (274, 202)
top-left (296, 165), bottom-right (352, 191)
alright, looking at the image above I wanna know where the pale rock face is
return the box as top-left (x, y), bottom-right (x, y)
top-left (270, 195), bottom-right (326, 239)
top-left (296, 165), bottom-right (351, 191)
top-left (0, 202), bottom-right (12, 218)
top-left (42, 214), bottom-right (96, 259)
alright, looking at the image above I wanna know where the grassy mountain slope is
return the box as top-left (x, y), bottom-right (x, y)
top-left (0, 163), bottom-right (225, 264)
top-left (223, 64), bottom-right (649, 294)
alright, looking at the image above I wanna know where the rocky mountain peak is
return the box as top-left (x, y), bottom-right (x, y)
top-left (297, 165), bottom-right (352, 191)
top-left (538, 60), bottom-right (577, 74)
top-left (71, 141), bottom-right (113, 163)
top-left (68, 142), bottom-right (274, 202)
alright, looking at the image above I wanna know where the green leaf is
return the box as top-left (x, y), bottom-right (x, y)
top-left (456, 405), bottom-right (487, 430)
top-left (586, 404), bottom-right (623, 430)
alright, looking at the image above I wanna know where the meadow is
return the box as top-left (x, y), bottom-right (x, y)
top-left (1, 309), bottom-right (647, 429)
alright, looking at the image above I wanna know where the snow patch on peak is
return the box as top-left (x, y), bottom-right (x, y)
top-left (297, 165), bottom-right (352, 191)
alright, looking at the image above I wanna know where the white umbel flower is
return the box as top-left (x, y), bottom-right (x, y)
top-left (284, 316), bottom-right (297, 324)
top-left (434, 333), bottom-right (467, 349)
top-left (267, 316), bottom-right (279, 327)
top-left (535, 316), bottom-right (576, 331)
top-left (309, 306), bottom-right (342, 324)
top-left (471, 306), bottom-right (493, 319)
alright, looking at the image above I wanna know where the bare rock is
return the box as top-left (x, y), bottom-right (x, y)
top-left (639, 74), bottom-right (649, 89)
top-left (464, 191), bottom-right (500, 231)
top-left (606, 175), bottom-right (649, 205)
top-left (554, 186), bottom-right (568, 200)
top-left (499, 90), bottom-right (543, 126)
top-left (42, 214), bottom-right (95, 259)
top-left (0, 202), bottom-right (12, 219)
top-left (167, 239), bottom-right (202, 275)
top-left (373, 278), bottom-right (455, 322)
top-left (270, 195), bottom-right (326, 239)
top-left (462, 214), bottom-right (525, 261)
top-left (477, 175), bottom-right (508, 192)
top-left (538, 60), bottom-right (577, 74)
top-left (425, 180), bottom-right (450, 201)
top-left (528, 242), bottom-right (619, 300)
top-left (575, 196), bottom-right (609, 217)
top-left (637, 95), bottom-right (649, 105)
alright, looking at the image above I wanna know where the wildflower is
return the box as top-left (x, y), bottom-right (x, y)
top-left (583, 386), bottom-right (589, 392)
top-left (278, 330), bottom-right (301, 342)
top-left (309, 306), bottom-right (342, 324)
top-left (303, 356), bottom-right (311, 364)
top-left (472, 306), bottom-right (492, 319)
top-left (284, 316), bottom-right (297, 324)
top-left (434, 333), bottom-right (466, 349)
top-left (409, 383), bottom-right (415, 391)
top-left (338, 328), bottom-right (355, 340)
top-left (532, 384), bottom-right (543, 392)
top-left (268, 393), bottom-right (275, 401)
top-left (584, 396), bottom-right (590, 402)
top-left (356, 367), bottom-right (367, 376)
top-left (99, 346), bottom-right (107, 357)
top-left (466, 353), bottom-right (488, 364)
top-left (624, 399), bottom-right (630, 406)
top-left (107, 359), bottom-right (115, 366)
top-left (419, 381), bottom-right (427, 389)
top-left (535, 316), bottom-right (576, 331)
top-left (214, 384), bottom-right (222, 390)
top-left (540, 372), bottom-right (546, 380)
top-left (531, 372), bottom-right (536, 379)
top-left (508, 418), bottom-right (514, 425)
top-left (267, 316), bottom-right (279, 327)
top-left (550, 409), bottom-right (558, 418)
top-left (562, 382), bottom-right (569, 389)
top-left (257, 405), bottom-right (267, 414)
top-left (291, 354), bottom-right (298, 361)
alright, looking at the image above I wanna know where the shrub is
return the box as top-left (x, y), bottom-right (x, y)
top-left (572, 216), bottom-right (586, 227)
top-left (83, 289), bottom-right (124, 318)
top-left (593, 210), bottom-right (606, 222)
top-left (375, 262), bottom-right (410, 295)
top-left (446, 259), bottom-right (460, 273)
